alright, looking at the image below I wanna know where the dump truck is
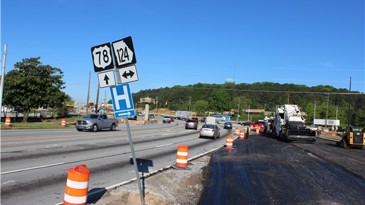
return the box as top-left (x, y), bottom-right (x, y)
top-left (273, 104), bottom-right (316, 142)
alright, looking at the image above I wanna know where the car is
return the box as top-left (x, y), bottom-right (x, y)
top-left (163, 116), bottom-right (171, 123)
top-left (148, 114), bottom-right (156, 120)
top-left (200, 124), bottom-right (220, 139)
top-left (185, 119), bottom-right (198, 129)
top-left (192, 117), bottom-right (199, 125)
top-left (224, 122), bottom-right (233, 129)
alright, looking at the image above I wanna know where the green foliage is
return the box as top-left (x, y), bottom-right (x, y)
top-left (3, 57), bottom-right (67, 122)
top-left (132, 82), bottom-right (364, 127)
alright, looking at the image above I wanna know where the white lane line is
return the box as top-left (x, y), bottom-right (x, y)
top-left (155, 143), bottom-right (173, 148)
top-left (0, 162), bottom-right (65, 175)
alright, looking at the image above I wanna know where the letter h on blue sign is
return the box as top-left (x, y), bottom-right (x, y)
top-left (110, 84), bottom-right (133, 111)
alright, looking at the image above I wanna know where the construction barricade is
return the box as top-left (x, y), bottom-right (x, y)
top-left (5, 117), bottom-right (11, 127)
top-left (226, 135), bottom-right (233, 149)
top-left (174, 144), bottom-right (189, 169)
top-left (63, 164), bottom-right (90, 205)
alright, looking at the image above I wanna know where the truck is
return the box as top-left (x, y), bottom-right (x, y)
top-left (273, 104), bottom-right (315, 142)
top-left (75, 114), bottom-right (118, 132)
top-left (175, 111), bottom-right (192, 120)
top-left (336, 126), bottom-right (365, 148)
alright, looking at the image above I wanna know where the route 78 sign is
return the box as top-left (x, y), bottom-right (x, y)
top-left (110, 84), bottom-right (135, 118)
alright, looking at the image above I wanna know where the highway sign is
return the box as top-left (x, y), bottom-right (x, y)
top-left (91, 42), bottom-right (114, 72)
top-left (110, 84), bottom-right (135, 118)
top-left (112, 36), bottom-right (137, 68)
top-left (118, 65), bottom-right (139, 84)
top-left (98, 70), bottom-right (116, 88)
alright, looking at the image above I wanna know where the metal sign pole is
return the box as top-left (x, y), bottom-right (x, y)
top-left (125, 118), bottom-right (144, 204)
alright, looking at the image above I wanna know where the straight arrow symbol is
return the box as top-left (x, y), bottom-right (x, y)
top-left (104, 75), bottom-right (110, 85)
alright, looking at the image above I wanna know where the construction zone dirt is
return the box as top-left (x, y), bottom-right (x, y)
top-left (94, 155), bottom-right (210, 205)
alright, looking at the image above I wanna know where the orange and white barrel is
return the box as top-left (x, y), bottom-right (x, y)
top-left (239, 130), bottom-right (245, 139)
top-left (63, 164), bottom-right (90, 205)
top-left (5, 117), bottom-right (11, 127)
top-left (61, 118), bottom-right (66, 127)
top-left (176, 144), bottom-right (189, 169)
top-left (234, 127), bottom-right (240, 135)
top-left (226, 135), bottom-right (233, 149)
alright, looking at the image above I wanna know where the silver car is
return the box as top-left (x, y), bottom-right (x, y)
top-left (199, 124), bottom-right (220, 139)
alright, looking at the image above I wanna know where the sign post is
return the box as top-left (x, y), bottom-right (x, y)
top-left (91, 36), bottom-right (144, 204)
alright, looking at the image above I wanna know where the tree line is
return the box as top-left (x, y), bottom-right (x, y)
top-left (133, 82), bottom-right (365, 127)
top-left (2, 57), bottom-right (364, 127)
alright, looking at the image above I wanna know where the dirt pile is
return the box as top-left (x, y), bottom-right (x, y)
top-left (94, 155), bottom-right (211, 205)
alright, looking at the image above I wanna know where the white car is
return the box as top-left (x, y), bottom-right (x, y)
top-left (199, 124), bottom-right (220, 139)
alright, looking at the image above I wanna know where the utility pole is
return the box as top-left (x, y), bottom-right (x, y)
top-left (347, 77), bottom-right (352, 128)
top-left (86, 71), bottom-right (91, 114)
top-left (0, 44), bottom-right (7, 123)
top-left (325, 93), bottom-right (329, 127)
top-left (313, 101), bottom-right (316, 125)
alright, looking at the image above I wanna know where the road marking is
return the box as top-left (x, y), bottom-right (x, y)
top-left (155, 143), bottom-right (173, 148)
top-left (0, 162), bottom-right (65, 175)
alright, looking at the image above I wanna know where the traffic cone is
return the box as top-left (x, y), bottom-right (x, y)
top-left (61, 118), bottom-right (66, 127)
top-left (119, 118), bottom-right (125, 123)
top-left (256, 126), bottom-right (259, 134)
top-left (136, 119), bottom-right (140, 125)
top-left (226, 135), bottom-right (233, 149)
top-left (239, 130), bottom-right (245, 139)
top-left (5, 117), bottom-right (11, 127)
top-left (141, 119), bottom-right (145, 125)
top-left (174, 144), bottom-right (189, 169)
top-left (63, 164), bottom-right (90, 205)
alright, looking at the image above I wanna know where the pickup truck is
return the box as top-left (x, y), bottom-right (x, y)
top-left (75, 114), bottom-right (118, 132)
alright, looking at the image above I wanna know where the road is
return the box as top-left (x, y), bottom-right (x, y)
top-left (1, 120), bottom-right (230, 205)
top-left (199, 133), bottom-right (365, 205)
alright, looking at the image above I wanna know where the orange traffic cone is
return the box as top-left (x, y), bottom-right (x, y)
top-left (226, 135), bottom-right (233, 149)
top-left (256, 126), bottom-right (259, 134)
top-left (174, 144), bottom-right (189, 169)
top-left (5, 117), bottom-right (11, 127)
top-left (61, 118), bottom-right (66, 127)
top-left (63, 164), bottom-right (90, 205)
top-left (119, 118), bottom-right (125, 123)
top-left (136, 119), bottom-right (140, 125)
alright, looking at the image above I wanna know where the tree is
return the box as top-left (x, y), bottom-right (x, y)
top-left (3, 57), bottom-right (67, 122)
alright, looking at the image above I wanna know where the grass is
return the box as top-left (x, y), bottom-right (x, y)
top-left (1, 116), bottom-right (80, 129)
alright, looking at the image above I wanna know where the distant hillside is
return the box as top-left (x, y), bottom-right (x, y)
top-left (133, 82), bottom-right (365, 127)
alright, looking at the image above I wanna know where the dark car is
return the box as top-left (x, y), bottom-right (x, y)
top-left (224, 122), bottom-right (233, 129)
top-left (185, 119), bottom-right (198, 129)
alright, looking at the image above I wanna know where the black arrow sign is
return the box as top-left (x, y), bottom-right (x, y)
top-left (122, 70), bottom-right (135, 79)
top-left (104, 75), bottom-right (110, 85)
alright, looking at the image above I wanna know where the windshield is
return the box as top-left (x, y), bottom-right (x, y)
top-left (85, 114), bottom-right (99, 119)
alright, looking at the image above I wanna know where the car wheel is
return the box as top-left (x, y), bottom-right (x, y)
top-left (110, 123), bottom-right (116, 131)
top-left (92, 124), bottom-right (98, 132)
top-left (77, 128), bottom-right (83, 132)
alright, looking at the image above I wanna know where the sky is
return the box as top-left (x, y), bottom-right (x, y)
top-left (1, 0), bottom-right (364, 104)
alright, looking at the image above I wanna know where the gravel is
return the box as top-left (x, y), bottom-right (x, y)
top-left (93, 155), bottom-right (211, 205)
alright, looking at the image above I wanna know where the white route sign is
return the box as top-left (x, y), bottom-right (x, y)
top-left (98, 70), bottom-right (116, 88)
top-left (91, 43), bottom-right (114, 72)
top-left (118, 65), bottom-right (139, 84)
top-left (112, 36), bottom-right (137, 68)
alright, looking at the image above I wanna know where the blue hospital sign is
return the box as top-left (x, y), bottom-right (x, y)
top-left (110, 84), bottom-right (135, 118)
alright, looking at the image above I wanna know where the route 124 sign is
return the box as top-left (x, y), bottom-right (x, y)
top-left (91, 42), bottom-right (114, 72)
top-left (112, 36), bottom-right (137, 68)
